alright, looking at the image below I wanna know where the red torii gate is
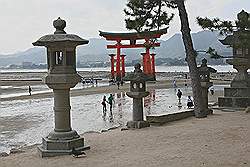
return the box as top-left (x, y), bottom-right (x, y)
top-left (99, 28), bottom-right (167, 81)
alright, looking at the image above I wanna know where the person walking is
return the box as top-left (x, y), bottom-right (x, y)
top-left (28, 86), bottom-right (32, 96)
top-left (108, 94), bottom-right (114, 112)
top-left (177, 89), bottom-right (182, 103)
top-left (101, 96), bottom-right (107, 117)
top-left (117, 81), bottom-right (120, 90)
top-left (187, 96), bottom-right (194, 109)
top-left (173, 79), bottom-right (177, 88)
top-left (210, 87), bottom-right (214, 95)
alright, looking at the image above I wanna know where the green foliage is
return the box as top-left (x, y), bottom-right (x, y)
top-left (197, 10), bottom-right (250, 35)
top-left (196, 47), bottom-right (224, 59)
top-left (124, 0), bottom-right (177, 32)
top-left (197, 10), bottom-right (250, 58)
top-left (197, 17), bottom-right (234, 35)
top-left (205, 47), bottom-right (223, 59)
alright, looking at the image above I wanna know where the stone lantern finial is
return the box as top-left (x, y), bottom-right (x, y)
top-left (201, 58), bottom-right (207, 67)
top-left (53, 17), bottom-right (66, 34)
top-left (134, 63), bottom-right (142, 73)
top-left (237, 10), bottom-right (249, 22)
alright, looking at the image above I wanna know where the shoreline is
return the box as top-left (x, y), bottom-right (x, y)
top-left (1, 79), bottom-right (230, 102)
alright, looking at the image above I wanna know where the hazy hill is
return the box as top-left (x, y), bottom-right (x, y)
top-left (0, 30), bottom-right (232, 67)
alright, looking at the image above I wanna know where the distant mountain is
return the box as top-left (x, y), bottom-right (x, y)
top-left (0, 30), bottom-right (232, 67)
top-left (156, 30), bottom-right (232, 59)
top-left (0, 48), bottom-right (46, 67)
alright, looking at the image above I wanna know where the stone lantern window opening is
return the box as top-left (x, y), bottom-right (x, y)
top-left (55, 51), bottom-right (63, 65)
top-left (246, 48), bottom-right (249, 55)
top-left (133, 83), bottom-right (136, 89)
top-left (236, 48), bottom-right (243, 55)
top-left (139, 82), bottom-right (143, 88)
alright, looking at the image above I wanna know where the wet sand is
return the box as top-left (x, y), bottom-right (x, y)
top-left (1, 109), bottom-right (250, 167)
top-left (2, 71), bottom-right (245, 167)
top-left (1, 70), bottom-right (231, 102)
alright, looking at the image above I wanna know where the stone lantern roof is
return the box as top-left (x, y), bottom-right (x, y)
top-left (198, 59), bottom-right (217, 73)
top-left (220, 30), bottom-right (250, 47)
top-left (220, 10), bottom-right (250, 47)
top-left (123, 63), bottom-right (154, 82)
top-left (33, 17), bottom-right (89, 46)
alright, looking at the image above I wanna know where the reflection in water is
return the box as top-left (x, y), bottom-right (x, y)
top-left (144, 90), bottom-right (156, 115)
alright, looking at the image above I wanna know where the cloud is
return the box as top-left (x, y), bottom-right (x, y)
top-left (0, 0), bottom-right (249, 54)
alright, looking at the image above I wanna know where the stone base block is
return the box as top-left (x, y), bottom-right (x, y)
top-left (218, 97), bottom-right (250, 108)
top-left (231, 80), bottom-right (250, 88)
top-left (38, 137), bottom-right (90, 157)
top-left (206, 109), bottom-right (213, 115)
top-left (126, 121), bottom-right (150, 129)
top-left (147, 110), bottom-right (194, 125)
top-left (194, 111), bottom-right (208, 118)
top-left (224, 87), bottom-right (250, 97)
top-left (245, 107), bottom-right (250, 113)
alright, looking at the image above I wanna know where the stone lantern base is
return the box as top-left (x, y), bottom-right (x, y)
top-left (127, 121), bottom-right (150, 129)
top-left (219, 58), bottom-right (250, 108)
top-left (38, 136), bottom-right (90, 157)
top-left (218, 87), bottom-right (250, 108)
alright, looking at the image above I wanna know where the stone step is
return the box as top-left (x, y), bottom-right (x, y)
top-left (218, 96), bottom-right (250, 108)
top-left (146, 110), bottom-right (194, 125)
top-left (224, 87), bottom-right (250, 97)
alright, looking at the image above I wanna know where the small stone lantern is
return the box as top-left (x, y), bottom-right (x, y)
top-left (33, 17), bottom-right (89, 157)
top-left (198, 59), bottom-right (217, 115)
top-left (123, 63), bottom-right (152, 128)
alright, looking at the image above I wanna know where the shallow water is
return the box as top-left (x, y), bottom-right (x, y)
top-left (0, 82), bottom-right (109, 99)
top-left (0, 65), bottom-right (236, 73)
top-left (0, 85), bottom-right (226, 153)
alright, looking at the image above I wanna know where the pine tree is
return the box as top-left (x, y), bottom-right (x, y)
top-left (197, 10), bottom-right (250, 48)
top-left (124, 0), bottom-right (207, 118)
top-left (124, 0), bottom-right (176, 32)
top-left (197, 10), bottom-right (250, 35)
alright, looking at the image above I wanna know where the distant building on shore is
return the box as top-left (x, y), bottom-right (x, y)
top-left (22, 62), bottom-right (33, 68)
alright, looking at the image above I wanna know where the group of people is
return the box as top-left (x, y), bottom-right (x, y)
top-left (176, 89), bottom-right (194, 109)
top-left (176, 87), bottom-right (215, 109)
top-left (116, 80), bottom-right (124, 90)
top-left (101, 94), bottom-right (114, 121)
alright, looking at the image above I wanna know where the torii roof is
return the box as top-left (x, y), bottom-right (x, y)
top-left (99, 28), bottom-right (168, 40)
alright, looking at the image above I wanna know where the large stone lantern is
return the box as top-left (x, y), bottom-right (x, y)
top-left (33, 17), bottom-right (89, 157)
top-left (123, 63), bottom-right (152, 128)
top-left (198, 59), bottom-right (217, 115)
top-left (218, 10), bottom-right (250, 108)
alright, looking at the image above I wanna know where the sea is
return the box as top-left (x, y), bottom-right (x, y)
top-left (0, 65), bottom-right (237, 73)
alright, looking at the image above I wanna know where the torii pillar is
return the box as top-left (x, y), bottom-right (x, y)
top-left (121, 54), bottom-right (126, 78)
top-left (116, 40), bottom-right (121, 81)
top-left (109, 54), bottom-right (115, 79)
top-left (141, 53), bottom-right (148, 74)
top-left (151, 53), bottom-right (156, 80)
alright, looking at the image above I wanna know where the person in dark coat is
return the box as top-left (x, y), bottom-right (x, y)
top-left (177, 89), bottom-right (182, 103)
top-left (101, 96), bottom-right (107, 117)
top-left (28, 86), bottom-right (32, 96)
top-left (187, 96), bottom-right (194, 109)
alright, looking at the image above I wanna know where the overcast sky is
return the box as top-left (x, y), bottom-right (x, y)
top-left (0, 0), bottom-right (249, 54)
